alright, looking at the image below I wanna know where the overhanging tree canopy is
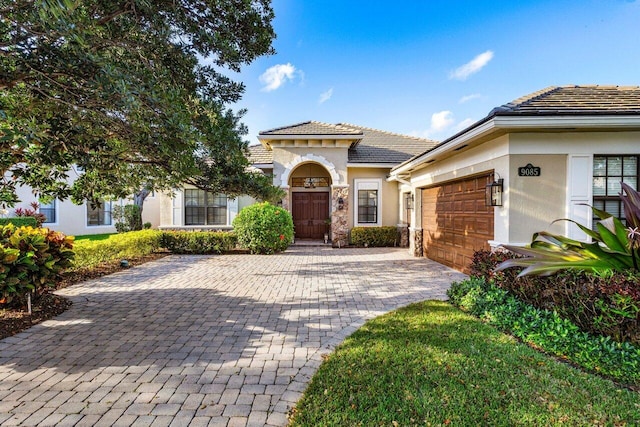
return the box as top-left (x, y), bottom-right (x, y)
top-left (0, 0), bottom-right (281, 206)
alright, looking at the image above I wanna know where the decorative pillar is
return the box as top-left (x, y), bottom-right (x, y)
top-left (410, 227), bottom-right (423, 257)
top-left (280, 186), bottom-right (290, 212)
top-left (331, 185), bottom-right (349, 248)
top-left (397, 223), bottom-right (409, 248)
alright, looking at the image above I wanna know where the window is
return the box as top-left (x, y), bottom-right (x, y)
top-left (87, 200), bottom-right (113, 226)
top-left (592, 155), bottom-right (638, 228)
top-left (39, 200), bottom-right (56, 224)
top-left (184, 189), bottom-right (227, 225)
top-left (358, 190), bottom-right (378, 223)
top-left (354, 179), bottom-right (382, 226)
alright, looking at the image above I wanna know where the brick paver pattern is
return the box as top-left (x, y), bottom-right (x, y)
top-left (0, 247), bottom-right (466, 426)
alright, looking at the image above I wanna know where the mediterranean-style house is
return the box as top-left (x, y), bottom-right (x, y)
top-left (6, 85), bottom-right (640, 273)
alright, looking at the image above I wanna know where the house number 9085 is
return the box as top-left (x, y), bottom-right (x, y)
top-left (518, 163), bottom-right (541, 177)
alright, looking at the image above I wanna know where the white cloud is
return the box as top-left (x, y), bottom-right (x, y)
top-left (430, 110), bottom-right (455, 132)
top-left (459, 93), bottom-right (481, 103)
top-left (318, 88), bottom-right (333, 104)
top-left (259, 63), bottom-right (297, 92)
top-left (412, 111), bottom-right (476, 140)
top-left (449, 50), bottom-right (494, 81)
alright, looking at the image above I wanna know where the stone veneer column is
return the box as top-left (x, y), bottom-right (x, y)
top-left (280, 186), bottom-right (290, 212)
top-left (331, 185), bottom-right (349, 248)
top-left (410, 227), bottom-right (423, 257)
top-left (397, 223), bottom-right (409, 248)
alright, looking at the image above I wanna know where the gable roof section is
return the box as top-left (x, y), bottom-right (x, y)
top-left (259, 121), bottom-right (363, 136)
top-left (341, 123), bottom-right (437, 164)
top-left (392, 85), bottom-right (640, 174)
top-left (254, 121), bottom-right (436, 166)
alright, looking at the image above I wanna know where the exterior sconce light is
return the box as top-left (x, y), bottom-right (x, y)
top-left (337, 197), bottom-right (344, 210)
top-left (485, 178), bottom-right (504, 207)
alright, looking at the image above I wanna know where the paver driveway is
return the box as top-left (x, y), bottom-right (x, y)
top-left (0, 246), bottom-right (466, 426)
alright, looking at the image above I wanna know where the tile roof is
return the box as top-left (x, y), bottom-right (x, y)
top-left (247, 144), bottom-right (273, 164)
top-left (490, 85), bottom-right (640, 116)
top-left (259, 121), bottom-right (363, 136)
top-left (253, 122), bottom-right (437, 165)
top-left (341, 124), bottom-right (437, 164)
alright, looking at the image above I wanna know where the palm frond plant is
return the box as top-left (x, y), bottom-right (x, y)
top-left (497, 182), bottom-right (640, 276)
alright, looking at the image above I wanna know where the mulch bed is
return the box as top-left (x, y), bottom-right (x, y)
top-left (0, 252), bottom-right (169, 340)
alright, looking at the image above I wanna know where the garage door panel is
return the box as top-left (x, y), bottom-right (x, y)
top-left (422, 174), bottom-right (494, 273)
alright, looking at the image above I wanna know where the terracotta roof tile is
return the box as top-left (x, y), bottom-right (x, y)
top-left (247, 144), bottom-right (273, 164)
top-left (259, 121), bottom-right (363, 136)
top-left (340, 124), bottom-right (437, 164)
top-left (253, 122), bottom-right (437, 165)
top-left (492, 85), bottom-right (640, 116)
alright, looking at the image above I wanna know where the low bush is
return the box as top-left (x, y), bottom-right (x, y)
top-left (448, 277), bottom-right (640, 385)
top-left (71, 230), bottom-right (162, 271)
top-left (471, 249), bottom-right (640, 345)
top-left (0, 217), bottom-right (39, 227)
top-left (350, 226), bottom-right (398, 247)
top-left (232, 202), bottom-right (293, 254)
top-left (160, 231), bottom-right (237, 254)
top-left (0, 224), bottom-right (74, 303)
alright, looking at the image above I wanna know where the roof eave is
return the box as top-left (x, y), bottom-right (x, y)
top-left (391, 114), bottom-right (640, 176)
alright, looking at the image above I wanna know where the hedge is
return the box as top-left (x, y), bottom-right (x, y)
top-left (232, 202), bottom-right (293, 254)
top-left (350, 226), bottom-right (398, 247)
top-left (0, 217), bottom-right (38, 227)
top-left (160, 231), bottom-right (237, 254)
top-left (71, 230), bottom-right (163, 271)
top-left (470, 249), bottom-right (640, 346)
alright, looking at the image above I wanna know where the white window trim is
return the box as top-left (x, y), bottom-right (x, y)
top-left (86, 200), bottom-right (115, 227)
top-left (353, 178), bottom-right (382, 226)
top-left (39, 199), bottom-right (58, 226)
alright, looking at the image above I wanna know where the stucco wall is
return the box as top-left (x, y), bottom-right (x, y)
top-left (348, 167), bottom-right (398, 228)
top-left (408, 130), bottom-right (640, 246)
top-left (272, 147), bottom-right (348, 187)
top-left (507, 154), bottom-right (566, 243)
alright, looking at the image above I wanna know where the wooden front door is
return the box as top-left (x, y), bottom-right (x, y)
top-left (292, 192), bottom-right (330, 239)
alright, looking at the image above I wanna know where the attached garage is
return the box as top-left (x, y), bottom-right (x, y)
top-left (421, 173), bottom-right (494, 273)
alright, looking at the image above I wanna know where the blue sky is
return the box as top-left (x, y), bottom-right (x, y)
top-left (228, 0), bottom-right (640, 144)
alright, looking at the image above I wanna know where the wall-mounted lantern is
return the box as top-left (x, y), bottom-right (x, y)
top-left (485, 178), bottom-right (504, 207)
top-left (337, 197), bottom-right (344, 210)
top-left (404, 192), bottom-right (414, 210)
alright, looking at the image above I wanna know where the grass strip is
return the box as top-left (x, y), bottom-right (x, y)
top-left (290, 301), bottom-right (640, 426)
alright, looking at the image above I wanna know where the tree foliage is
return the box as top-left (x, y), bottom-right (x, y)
top-left (0, 0), bottom-right (281, 206)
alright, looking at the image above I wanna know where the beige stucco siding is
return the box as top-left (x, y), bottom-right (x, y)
top-left (507, 154), bottom-right (566, 243)
top-left (271, 147), bottom-right (349, 187)
top-left (347, 167), bottom-right (398, 228)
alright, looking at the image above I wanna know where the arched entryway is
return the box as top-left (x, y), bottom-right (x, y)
top-left (290, 163), bottom-right (332, 239)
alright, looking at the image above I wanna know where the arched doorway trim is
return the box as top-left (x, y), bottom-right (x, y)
top-left (280, 154), bottom-right (340, 187)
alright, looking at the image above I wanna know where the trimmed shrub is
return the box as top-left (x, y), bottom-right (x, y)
top-left (160, 231), bottom-right (237, 254)
top-left (71, 230), bottom-right (162, 271)
top-left (0, 217), bottom-right (38, 227)
top-left (232, 202), bottom-right (293, 254)
top-left (0, 224), bottom-right (74, 303)
top-left (350, 226), bottom-right (398, 247)
top-left (471, 249), bottom-right (640, 345)
top-left (448, 277), bottom-right (640, 385)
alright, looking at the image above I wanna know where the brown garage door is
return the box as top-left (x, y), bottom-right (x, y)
top-left (422, 174), bottom-right (494, 273)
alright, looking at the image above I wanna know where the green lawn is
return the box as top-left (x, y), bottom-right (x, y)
top-left (290, 301), bottom-right (640, 426)
top-left (72, 233), bottom-right (115, 241)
